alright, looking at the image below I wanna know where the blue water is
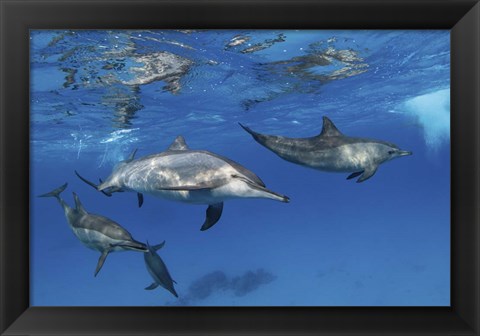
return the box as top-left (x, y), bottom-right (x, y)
top-left (30, 30), bottom-right (450, 306)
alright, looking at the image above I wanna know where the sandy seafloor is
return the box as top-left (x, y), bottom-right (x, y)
top-left (29, 30), bottom-right (450, 306)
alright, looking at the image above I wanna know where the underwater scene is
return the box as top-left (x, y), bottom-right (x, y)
top-left (30, 30), bottom-right (450, 306)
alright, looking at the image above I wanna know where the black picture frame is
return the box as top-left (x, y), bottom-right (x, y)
top-left (1, 0), bottom-right (479, 335)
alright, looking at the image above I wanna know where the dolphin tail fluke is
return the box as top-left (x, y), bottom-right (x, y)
top-left (238, 123), bottom-right (268, 143)
top-left (200, 202), bottom-right (224, 231)
top-left (38, 183), bottom-right (68, 199)
top-left (75, 170), bottom-right (113, 197)
top-left (238, 122), bottom-right (255, 135)
top-left (94, 251), bottom-right (109, 277)
top-left (152, 241), bottom-right (166, 251)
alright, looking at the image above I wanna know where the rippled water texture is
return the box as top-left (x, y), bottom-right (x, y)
top-left (30, 30), bottom-right (450, 306)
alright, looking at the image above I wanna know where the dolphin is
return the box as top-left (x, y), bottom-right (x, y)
top-left (239, 116), bottom-right (412, 183)
top-left (38, 183), bottom-right (147, 276)
top-left (75, 136), bottom-right (289, 231)
top-left (143, 241), bottom-right (178, 298)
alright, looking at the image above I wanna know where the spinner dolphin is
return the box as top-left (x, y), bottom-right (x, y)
top-left (240, 116), bottom-right (412, 182)
top-left (76, 136), bottom-right (289, 231)
top-left (38, 183), bottom-right (147, 276)
top-left (143, 241), bottom-right (178, 298)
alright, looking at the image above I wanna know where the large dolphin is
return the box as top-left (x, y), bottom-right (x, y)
top-left (38, 183), bottom-right (147, 276)
top-left (143, 241), bottom-right (178, 298)
top-left (76, 136), bottom-right (289, 231)
top-left (239, 116), bottom-right (412, 183)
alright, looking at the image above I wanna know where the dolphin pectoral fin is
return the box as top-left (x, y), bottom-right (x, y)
top-left (356, 167), bottom-right (378, 183)
top-left (200, 203), bottom-right (224, 231)
top-left (145, 282), bottom-right (159, 290)
top-left (153, 241), bottom-right (166, 251)
top-left (94, 251), bottom-right (109, 277)
top-left (346, 171), bottom-right (363, 180)
top-left (137, 193), bottom-right (144, 207)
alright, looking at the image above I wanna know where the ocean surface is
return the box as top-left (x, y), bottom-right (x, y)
top-left (30, 30), bottom-right (450, 306)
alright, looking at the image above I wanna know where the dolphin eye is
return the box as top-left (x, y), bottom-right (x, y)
top-left (388, 150), bottom-right (394, 155)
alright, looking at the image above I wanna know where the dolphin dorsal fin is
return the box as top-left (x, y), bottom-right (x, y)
top-left (72, 192), bottom-right (87, 214)
top-left (114, 149), bottom-right (137, 169)
top-left (167, 136), bottom-right (189, 151)
top-left (125, 148), bottom-right (138, 163)
top-left (319, 116), bottom-right (343, 137)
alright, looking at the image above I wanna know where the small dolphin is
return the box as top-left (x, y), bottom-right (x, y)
top-left (240, 116), bottom-right (412, 183)
top-left (143, 241), bottom-right (178, 298)
top-left (38, 183), bottom-right (147, 276)
top-left (76, 136), bottom-right (289, 231)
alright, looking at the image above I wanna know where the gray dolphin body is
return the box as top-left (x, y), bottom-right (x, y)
top-left (240, 116), bottom-right (412, 183)
top-left (39, 183), bottom-right (147, 276)
top-left (77, 136), bottom-right (289, 231)
top-left (143, 241), bottom-right (178, 298)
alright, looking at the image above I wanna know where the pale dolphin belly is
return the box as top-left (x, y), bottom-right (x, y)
top-left (138, 178), bottom-right (276, 204)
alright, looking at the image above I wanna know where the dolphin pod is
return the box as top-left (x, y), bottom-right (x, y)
top-left (76, 135), bottom-right (289, 231)
top-left (239, 116), bottom-right (412, 183)
top-left (40, 115), bottom-right (413, 299)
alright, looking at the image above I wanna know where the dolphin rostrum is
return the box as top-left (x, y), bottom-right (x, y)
top-left (75, 136), bottom-right (289, 231)
top-left (239, 116), bottom-right (412, 183)
top-left (143, 241), bottom-right (178, 298)
top-left (38, 183), bottom-right (147, 276)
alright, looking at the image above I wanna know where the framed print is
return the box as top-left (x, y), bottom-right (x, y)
top-left (1, 0), bottom-right (479, 335)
